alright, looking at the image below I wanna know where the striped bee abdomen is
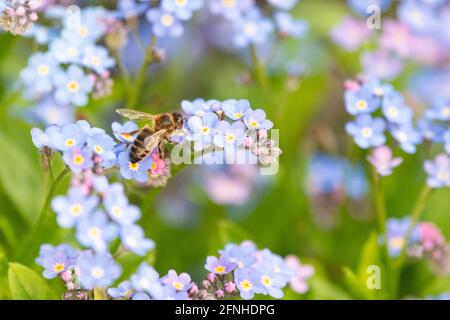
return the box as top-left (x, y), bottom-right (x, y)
top-left (130, 127), bottom-right (153, 163)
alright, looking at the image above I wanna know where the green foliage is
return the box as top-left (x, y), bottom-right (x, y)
top-left (7, 263), bottom-right (57, 300)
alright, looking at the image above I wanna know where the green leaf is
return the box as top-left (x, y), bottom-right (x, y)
top-left (8, 262), bottom-right (56, 300)
top-left (0, 250), bottom-right (10, 299)
top-left (0, 130), bottom-right (44, 223)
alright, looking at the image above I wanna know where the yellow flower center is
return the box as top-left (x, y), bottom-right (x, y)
top-left (67, 81), bottom-right (79, 92)
top-left (37, 64), bottom-right (49, 76)
top-left (443, 107), bottom-right (450, 117)
top-left (67, 47), bottom-right (77, 57)
top-left (222, 0), bottom-right (236, 8)
top-left (65, 138), bottom-right (76, 147)
top-left (88, 227), bottom-right (102, 239)
top-left (361, 127), bottom-right (373, 138)
top-left (91, 266), bottom-right (105, 279)
top-left (262, 276), bottom-right (272, 287)
top-left (175, 0), bottom-right (187, 6)
top-left (111, 206), bottom-right (122, 217)
top-left (94, 145), bottom-right (104, 154)
top-left (73, 154), bottom-right (85, 166)
top-left (244, 22), bottom-right (257, 36)
top-left (240, 280), bottom-right (252, 291)
top-left (78, 26), bottom-right (89, 37)
top-left (201, 127), bottom-right (210, 135)
top-left (69, 204), bottom-right (83, 217)
top-left (53, 263), bottom-right (65, 273)
top-left (128, 162), bottom-right (139, 171)
top-left (214, 265), bottom-right (226, 273)
top-left (151, 161), bottom-right (158, 171)
top-left (91, 56), bottom-right (101, 66)
top-left (161, 14), bottom-right (174, 27)
top-left (389, 236), bottom-right (405, 250)
top-left (173, 281), bottom-right (183, 290)
top-left (225, 134), bottom-right (236, 144)
top-left (249, 120), bottom-right (259, 128)
top-left (437, 169), bottom-right (448, 181)
top-left (234, 112), bottom-right (243, 119)
top-left (356, 100), bottom-right (368, 110)
top-left (387, 107), bottom-right (398, 118)
top-left (121, 133), bottom-right (132, 140)
top-left (374, 87), bottom-right (384, 96)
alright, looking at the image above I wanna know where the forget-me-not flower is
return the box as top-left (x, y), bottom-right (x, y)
top-left (53, 64), bottom-right (94, 106)
top-left (345, 115), bottom-right (386, 149)
top-left (77, 251), bottom-right (122, 290)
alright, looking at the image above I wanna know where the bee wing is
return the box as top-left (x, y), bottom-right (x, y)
top-left (116, 109), bottom-right (154, 120)
top-left (143, 129), bottom-right (168, 152)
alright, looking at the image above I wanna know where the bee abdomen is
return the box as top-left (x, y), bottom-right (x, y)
top-left (130, 127), bottom-right (153, 163)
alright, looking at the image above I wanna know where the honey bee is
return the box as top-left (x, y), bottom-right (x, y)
top-left (116, 109), bottom-right (184, 163)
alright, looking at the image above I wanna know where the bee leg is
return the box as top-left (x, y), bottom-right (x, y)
top-left (158, 142), bottom-right (165, 159)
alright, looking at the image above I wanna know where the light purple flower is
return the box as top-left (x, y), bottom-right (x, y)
top-left (330, 16), bottom-right (371, 51)
top-left (108, 280), bottom-right (134, 299)
top-left (222, 99), bottom-right (250, 120)
top-left (208, 0), bottom-right (254, 20)
top-left (36, 243), bottom-right (79, 279)
top-left (76, 210), bottom-right (118, 252)
top-left (367, 146), bottom-right (403, 176)
top-left (162, 0), bottom-right (202, 20)
top-left (63, 147), bottom-right (94, 173)
top-left (77, 251), bottom-right (122, 290)
top-left (213, 120), bottom-right (246, 152)
top-left (234, 267), bottom-right (264, 299)
top-left (205, 255), bottom-right (237, 274)
top-left (424, 153), bottom-right (450, 188)
top-left (232, 9), bottom-right (274, 48)
top-left (361, 51), bottom-right (404, 81)
top-left (161, 270), bottom-right (192, 292)
top-left (243, 109), bottom-right (273, 130)
top-left (284, 255), bottom-right (314, 294)
top-left (146, 8), bottom-right (183, 37)
top-left (112, 121), bottom-right (139, 143)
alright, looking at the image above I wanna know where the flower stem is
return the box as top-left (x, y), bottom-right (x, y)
top-left (249, 44), bottom-right (269, 91)
top-left (17, 167), bottom-right (70, 260)
top-left (93, 288), bottom-right (108, 300)
top-left (372, 167), bottom-right (387, 236)
top-left (127, 36), bottom-right (157, 108)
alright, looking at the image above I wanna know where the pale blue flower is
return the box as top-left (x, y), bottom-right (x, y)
top-left (274, 12), bottom-right (308, 38)
top-left (53, 65), bottom-right (94, 106)
top-left (220, 242), bottom-right (257, 268)
top-left (76, 210), bottom-right (118, 252)
top-left (118, 150), bottom-right (152, 183)
top-left (120, 225), bottom-right (155, 256)
top-left (130, 263), bottom-right (162, 297)
top-left (186, 112), bottom-right (219, 144)
top-left (222, 99), bottom-right (250, 120)
top-left (381, 92), bottom-right (413, 124)
top-left (344, 88), bottom-right (379, 115)
top-left (87, 132), bottom-right (117, 168)
top-left (208, 0), bottom-right (254, 20)
top-left (417, 119), bottom-right (446, 143)
top-left (426, 98), bottom-right (450, 121)
top-left (234, 267), bottom-right (264, 299)
top-left (49, 36), bottom-right (84, 64)
top-left (51, 187), bottom-right (98, 228)
top-left (20, 52), bottom-right (60, 97)
top-left (445, 130), bottom-right (450, 155)
top-left (31, 126), bottom-right (60, 149)
top-left (424, 153), bottom-right (450, 188)
top-left (50, 122), bottom-right (87, 151)
top-left (36, 244), bottom-right (79, 279)
top-left (181, 98), bottom-right (211, 116)
top-left (82, 45), bottom-right (116, 74)
top-left (233, 9), bottom-right (274, 47)
top-left (63, 147), bottom-right (94, 173)
top-left (161, 269), bottom-right (192, 292)
top-left (345, 115), bottom-right (386, 149)
top-left (213, 120), bottom-right (246, 152)
top-left (146, 8), bottom-right (184, 37)
top-left (243, 109), bottom-right (273, 130)
top-left (348, 0), bottom-right (392, 16)
top-left (111, 121), bottom-right (139, 143)
top-left (390, 124), bottom-right (422, 154)
top-left (254, 263), bottom-right (286, 299)
top-left (108, 280), bottom-right (134, 299)
top-left (386, 217), bottom-right (421, 257)
top-left (162, 0), bottom-right (203, 20)
top-left (77, 251), bottom-right (122, 290)
top-left (205, 255), bottom-right (236, 274)
top-left (268, 0), bottom-right (298, 10)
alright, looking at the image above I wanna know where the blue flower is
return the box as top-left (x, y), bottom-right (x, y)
top-left (213, 120), bottom-right (246, 152)
top-left (28, 97), bottom-right (74, 127)
top-left (76, 210), bottom-right (118, 252)
top-left (77, 251), bottom-right (122, 290)
top-left (260, 249), bottom-right (294, 281)
top-left (425, 98), bottom-right (450, 121)
top-left (120, 225), bottom-right (155, 256)
top-left (243, 109), bottom-right (273, 130)
top-left (118, 150), bottom-right (152, 183)
top-left (348, 0), bottom-right (392, 17)
top-left (267, 0), bottom-right (298, 10)
top-left (386, 217), bottom-right (421, 257)
top-left (208, 0), bottom-right (254, 20)
top-left (181, 98), bottom-right (211, 116)
top-left (161, 269), bottom-right (192, 292)
top-left (445, 130), bottom-right (450, 155)
top-left (205, 255), bottom-right (236, 274)
top-left (424, 153), bottom-right (450, 188)
top-left (233, 9), bottom-right (274, 47)
top-left (104, 187), bottom-right (141, 225)
top-left (49, 36), bottom-right (84, 64)
top-left (63, 147), bottom-right (94, 173)
top-left (53, 64), bottom-right (94, 106)
top-left (390, 124), bottom-right (422, 154)
top-left (364, 79), bottom-right (394, 98)
top-left (50, 122), bottom-right (87, 151)
top-left (186, 112), bottom-right (219, 146)
top-left (397, 0), bottom-right (439, 34)
top-left (130, 263), bottom-right (162, 296)
top-left (274, 12), bottom-right (308, 38)
top-left (344, 88), bottom-right (379, 115)
top-left (111, 121), bottom-right (139, 143)
top-left (254, 263), bottom-right (286, 299)
top-left (381, 92), bottom-right (413, 124)
top-left (417, 119), bottom-right (446, 143)
top-left (51, 187), bottom-right (98, 228)
top-left (36, 244), bottom-right (79, 279)
top-left (345, 115), bottom-right (386, 149)
top-left (162, 0), bottom-right (203, 20)
top-left (82, 45), bottom-right (116, 74)
top-left (20, 52), bottom-right (60, 97)
top-left (234, 267), bottom-right (264, 299)
top-left (146, 8), bottom-right (184, 37)
top-left (31, 126), bottom-right (60, 149)
top-left (108, 280), bottom-right (134, 299)
top-left (220, 242), bottom-right (257, 268)
top-left (222, 99), bottom-right (250, 120)
top-left (87, 132), bottom-right (117, 168)
top-left (61, 7), bottom-right (110, 43)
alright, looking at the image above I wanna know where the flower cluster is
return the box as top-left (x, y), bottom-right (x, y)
top-left (0, 0), bottom-right (41, 35)
top-left (183, 98), bottom-right (281, 166)
top-left (344, 77), bottom-right (449, 188)
top-left (385, 217), bottom-right (450, 274)
top-left (19, 6), bottom-right (116, 125)
top-left (201, 241), bottom-right (314, 299)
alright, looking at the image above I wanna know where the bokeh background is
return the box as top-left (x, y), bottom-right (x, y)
top-left (0, 0), bottom-right (449, 299)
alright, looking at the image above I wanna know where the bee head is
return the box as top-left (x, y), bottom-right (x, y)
top-left (172, 112), bottom-right (184, 129)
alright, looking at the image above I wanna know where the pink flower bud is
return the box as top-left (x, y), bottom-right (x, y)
top-left (16, 6), bottom-right (26, 16)
top-left (207, 272), bottom-right (216, 282)
top-left (224, 282), bottom-right (236, 293)
top-left (188, 283), bottom-right (198, 296)
top-left (202, 280), bottom-right (211, 290)
top-left (215, 290), bottom-right (225, 299)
